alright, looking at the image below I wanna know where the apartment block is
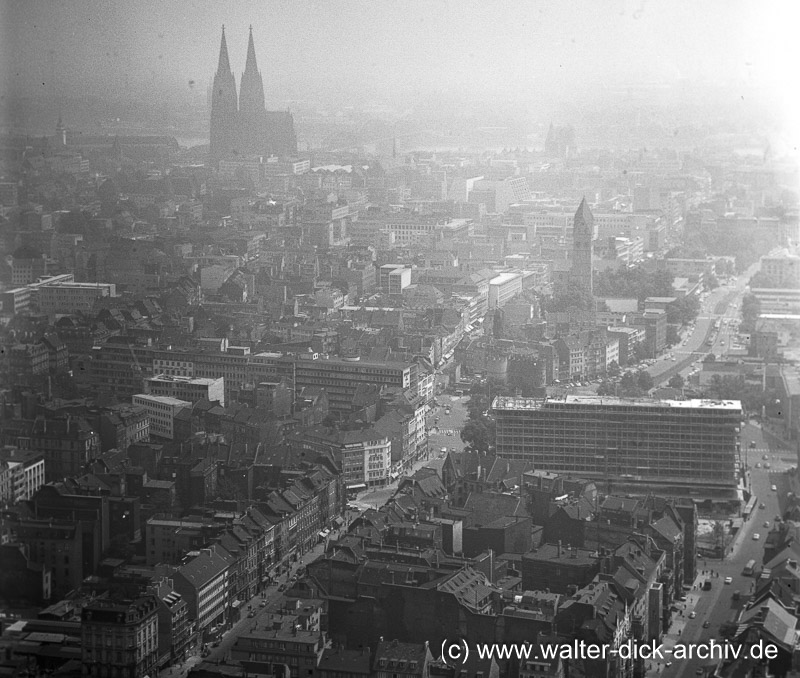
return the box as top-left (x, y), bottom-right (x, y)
top-left (81, 595), bottom-right (159, 678)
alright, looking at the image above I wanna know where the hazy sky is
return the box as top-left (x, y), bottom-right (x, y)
top-left (1, 0), bottom-right (797, 112)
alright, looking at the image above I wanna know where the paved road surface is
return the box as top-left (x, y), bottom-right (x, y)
top-left (650, 423), bottom-right (793, 678)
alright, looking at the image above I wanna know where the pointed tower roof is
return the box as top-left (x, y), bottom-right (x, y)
top-left (244, 25), bottom-right (259, 73)
top-left (574, 197), bottom-right (593, 226)
top-left (239, 26), bottom-right (265, 113)
top-left (217, 25), bottom-right (232, 74)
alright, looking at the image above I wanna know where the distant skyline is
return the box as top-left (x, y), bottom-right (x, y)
top-left (1, 0), bottom-right (798, 148)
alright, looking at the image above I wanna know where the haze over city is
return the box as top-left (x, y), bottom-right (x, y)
top-left (2, 0), bottom-right (799, 154)
top-left (0, 3), bottom-right (799, 678)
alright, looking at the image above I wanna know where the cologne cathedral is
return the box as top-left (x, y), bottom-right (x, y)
top-left (210, 26), bottom-right (298, 164)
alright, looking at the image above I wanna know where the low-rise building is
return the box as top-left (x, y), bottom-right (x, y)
top-left (145, 374), bottom-right (225, 406)
top-left (38, 281), bottom-right (117, 316)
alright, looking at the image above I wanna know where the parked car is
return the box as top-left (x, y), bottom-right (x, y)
top-left (753, 533), bottom-right (760, 540)
top-left (724, 576), bottom-right (733, 584)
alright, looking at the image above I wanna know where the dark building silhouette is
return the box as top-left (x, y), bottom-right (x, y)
top-left (210, 26), bottom-right (297, 165)
top-left (544, 123), bottom-right (576, 158)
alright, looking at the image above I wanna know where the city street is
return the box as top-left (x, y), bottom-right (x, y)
top-left (161, 532), bottom-right (335, 678)
top-left (652, 422), bottom-right (794, 678)
top-left (349, 395), bottom-right (467, 510)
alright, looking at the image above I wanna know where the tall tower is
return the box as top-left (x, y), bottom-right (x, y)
top-left (570, 197), bottom-right (594, 295)
top-left (237, 26), bottom-right (268, 159)
top-left (210, 26), bottom-right (238, 164)
top-left (239, 26), bottom-right (265, 113)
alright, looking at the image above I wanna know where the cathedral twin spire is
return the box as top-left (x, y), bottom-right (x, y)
top-left (210, 25), bottom-right (298, 163)
top-left (214, 25), bottom-right (265, 114)
top-left (240, 26), bottom-right (266, 113)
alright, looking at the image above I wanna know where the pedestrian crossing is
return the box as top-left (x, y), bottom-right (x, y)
top-left (433, 428), bottom-right (461, 436)
top-left (750, 448), bottom-right (779, 457)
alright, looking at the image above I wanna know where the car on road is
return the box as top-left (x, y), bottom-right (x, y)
top-left (696, 668), bottom-right (704, 675)
top-left (703, 620), bottom-right (711, 628)
top-left (759, 502), bottom-right (766, 509)
top-left (772, 485), bottom-right (778, 492)
top-left (689, 611), bottom-right (696, 619)
top-left (752, 533), bottom-right (760, 540)
top-left (248, 610), bottom-right (256, 618)
top-left (764, 521), bottom-right (770, 528)
top-left (724, 576), bottom-right (733, 584)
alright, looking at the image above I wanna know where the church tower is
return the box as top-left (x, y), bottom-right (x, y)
top-left (237, 26), bottom-right (268, 158)
top-left (209, 26), bottom-right (297, 165)
top-left (239, 26), bottom-right (265, 113)
top-left (570, 197), bottom-right (594, 295)
top-left (210, 26), bottom-right (238, 164)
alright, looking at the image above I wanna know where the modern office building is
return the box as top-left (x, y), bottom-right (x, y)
top-left (488, 271), bottom-right (523, 309)
top-left (38, 281), bottom-right (116, 316)
top-left (0, 448), bottom-right (46, 503)
top-left (492, 395), bottom-right (742, 497)
top-left (132, 394), bottom-right (192, 440)
top-left (145, 374), bottom-right (225, 406)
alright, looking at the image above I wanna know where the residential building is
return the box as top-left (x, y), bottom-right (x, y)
top-left (373, 640), bottom-right (434, 678)
top-left (81, 595), bottom-right (159, 678)
top-left (170, 546), bottom-right (231, 638)
top-left (23, 417), bottom-right (100, 482)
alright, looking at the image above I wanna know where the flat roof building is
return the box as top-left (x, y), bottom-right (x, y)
top-left (145, 374), bottom-right (225, 407)
top-left (492, 395), bottom-right (742, 497)
top-left (132, 394), bottom-right (191, 440)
